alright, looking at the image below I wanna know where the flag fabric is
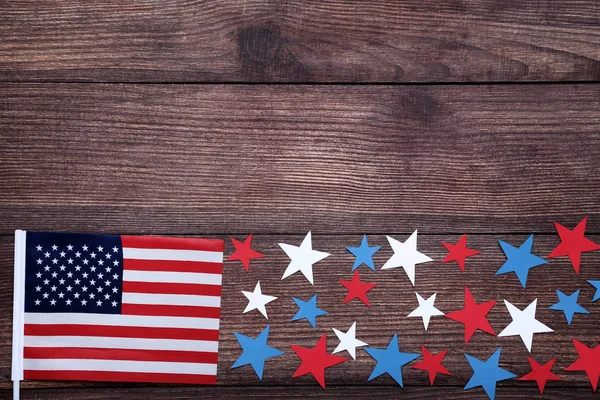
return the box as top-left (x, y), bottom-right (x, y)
top-left (12, 230), bottom-right (224, 385)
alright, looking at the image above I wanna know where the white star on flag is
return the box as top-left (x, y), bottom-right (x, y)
top-left (381, 230), bottom-right (432, 286)
top-left (407, 292), bottom-right (444, 330)
top-left (498, 299), bottom-right (553, 352)
top-left (332, 321), bottom-right (368, 360)
top-left (242, 281), bottom-right (277, 319)
top-left (279, 231), bottom-right (330, 285)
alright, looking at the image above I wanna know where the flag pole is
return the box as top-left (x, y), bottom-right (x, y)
top-left (12, 230), bottom-right (26, 400)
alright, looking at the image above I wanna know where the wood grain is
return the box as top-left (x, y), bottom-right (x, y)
top-left (1, 234), bottom-right (598, 392)
top-left (0, 0), bottom-right (599, 83)
top-left (1, 84), bottom-right (599, 235)
top-left (6, 385), bottom-right (600, 399)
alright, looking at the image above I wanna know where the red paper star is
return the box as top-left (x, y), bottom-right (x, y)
top-left (441, 234), bottom-right (480, 272)
top-left (227, 234), bottom-right (264, 272)
top-left (548, 217), bottom-right (600, 273)
top-left (339, 270), bottom-right (377, 307)
top-left (411, 345), bottom-right (451, 385)
top-left (565, 339), bottom-right (600, 391)
top-left (445, 286), bottom-right (496, 343)
top-left (290, 333), bottom-right (347, 389)
top-left (520, 357), bottom-right (561, 394)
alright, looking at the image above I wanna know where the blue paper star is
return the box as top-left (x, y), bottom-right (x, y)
top-left (232, 325), bottom-right (284, 380)
top-left (363, 334), bottom-right (419, 386)
top-left (291, 295), bottom-right (328, 328)
top-left (588, 280), bottom-right (600, 302)
top-left (495, 235), bottom-right (547, 288)
top-left (464, 347), bottom-right (516, 400)
top-left (549, 289), bottom-right (589, 325)
top-left (346, 234), bottom-right (381, 272)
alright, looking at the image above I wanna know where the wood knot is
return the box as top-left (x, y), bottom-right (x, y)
top-left (404, 89), bottom-right (438, 118)
top-left (237, 24), bottom-right (309, 82)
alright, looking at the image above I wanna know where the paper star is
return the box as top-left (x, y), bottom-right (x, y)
top-left (442, 234), bottom-right (480, 272)
top-left (242, 281), bottom-right (277, 319)
top-left (228, 234), bottom-right (264, 272)
top-left (346, 234), bottom-right (381, 272)
top-left (339, 270), bottom-right (377, 307)
top-left (407, 292), bottom-right (444, 331)
top-left (548, 217), bottom-right (600, 273)
top-left (332, 321), bottom-right (368, 360)
top-left (290, 333), bottom-right (347, 389)
top-left (498, 299), bottom-right (553, 352)
top-left (364, 334), bottom-right (419, 386)
top-left (446, 286), bottom-right (496, 343)
top-left (520, 357), bottom-right (561, 394)
top-left (291, 295), bottom-right (328, 328)
top-left (588, 280), bottom-right (600, 302)
top-left (280, 231), bottom-right (330, 285)
top-left (381, 230), bottom-right (432, 286)
top-left (549, 289), bottom-right (589, 325)
top-left (464, 347), bottom-right (516, 400)
top-left (411, 346), bottom-right (451, 385)
top-left (565, 339), bottom-right (600, 391)
top-left (232, 325), bottom-right (284, 380)
top-left (496, 235), bottom-right (547, 288)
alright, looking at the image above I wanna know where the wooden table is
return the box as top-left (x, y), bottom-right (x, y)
top-left (1, 1), bottom-right (599, 398)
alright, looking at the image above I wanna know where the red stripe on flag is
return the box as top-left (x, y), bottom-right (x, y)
top-left (122, 281), bottom-right (222, 296)
top-left (121, 236), bottom-right (224, 252)
top-left (24, 347), bottom-right (218, 364)
top-left (122, 304), bottom-right (221, 319)
top-left (24, 370), bottom-right (217, 384)
top-left (123, 259), bottom-right (223, 274)
top-left (24, 324), bottom-right (219, 341)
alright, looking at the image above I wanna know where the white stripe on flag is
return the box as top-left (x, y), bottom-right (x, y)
top-left (122, 293), bottom-right (221, 308)
top-left (123, 270), bottom-right (222, 285)
top-left (24, 313), bottom-right (220, 330)
top-left (123, 247), bottom-right (223, 263)
top-left (24, 335), bottom-right (218, 353)
top-left (23, 359), bottom-right (217, 375)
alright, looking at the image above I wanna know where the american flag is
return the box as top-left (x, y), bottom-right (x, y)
top-left (12, 231), bottom-right (223, 385)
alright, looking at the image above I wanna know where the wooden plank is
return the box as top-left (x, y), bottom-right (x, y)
top-left (0, 1), bottom-right (598, 83)
top-left (1, 84), bottom-right (599, 235)
top-left (1, 234), bottom-right (598, 390)
top-left (8, 385), bottom-right (600, 399)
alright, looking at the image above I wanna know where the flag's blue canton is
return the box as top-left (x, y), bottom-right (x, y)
top-left (25, 232), bottom-right (124, 314)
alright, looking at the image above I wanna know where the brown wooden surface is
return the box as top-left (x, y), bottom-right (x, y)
top-left (1, 0), bottom-right (599, 83)
top-left (1, 1), bottom-right (600, 396)
top-left (12, 386), bottom-right (600, 400)
top-left (1, 84), bottom-right (599, 235)
top-left (1, 82), bottom-right (600, 398)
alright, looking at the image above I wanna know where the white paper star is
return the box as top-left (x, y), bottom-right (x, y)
top-left (381, 230), bottom-right (432, 286)
top-left (332, 321), bottom-right (368, 360)
top-left (242, 281), bottom-right (277, 319)
top-left (498, 299), bottom-right (553, 352)
top-left (407, 292), bottom-right (444, 330)
top-left (279, 231), bottom-right (330, 285)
